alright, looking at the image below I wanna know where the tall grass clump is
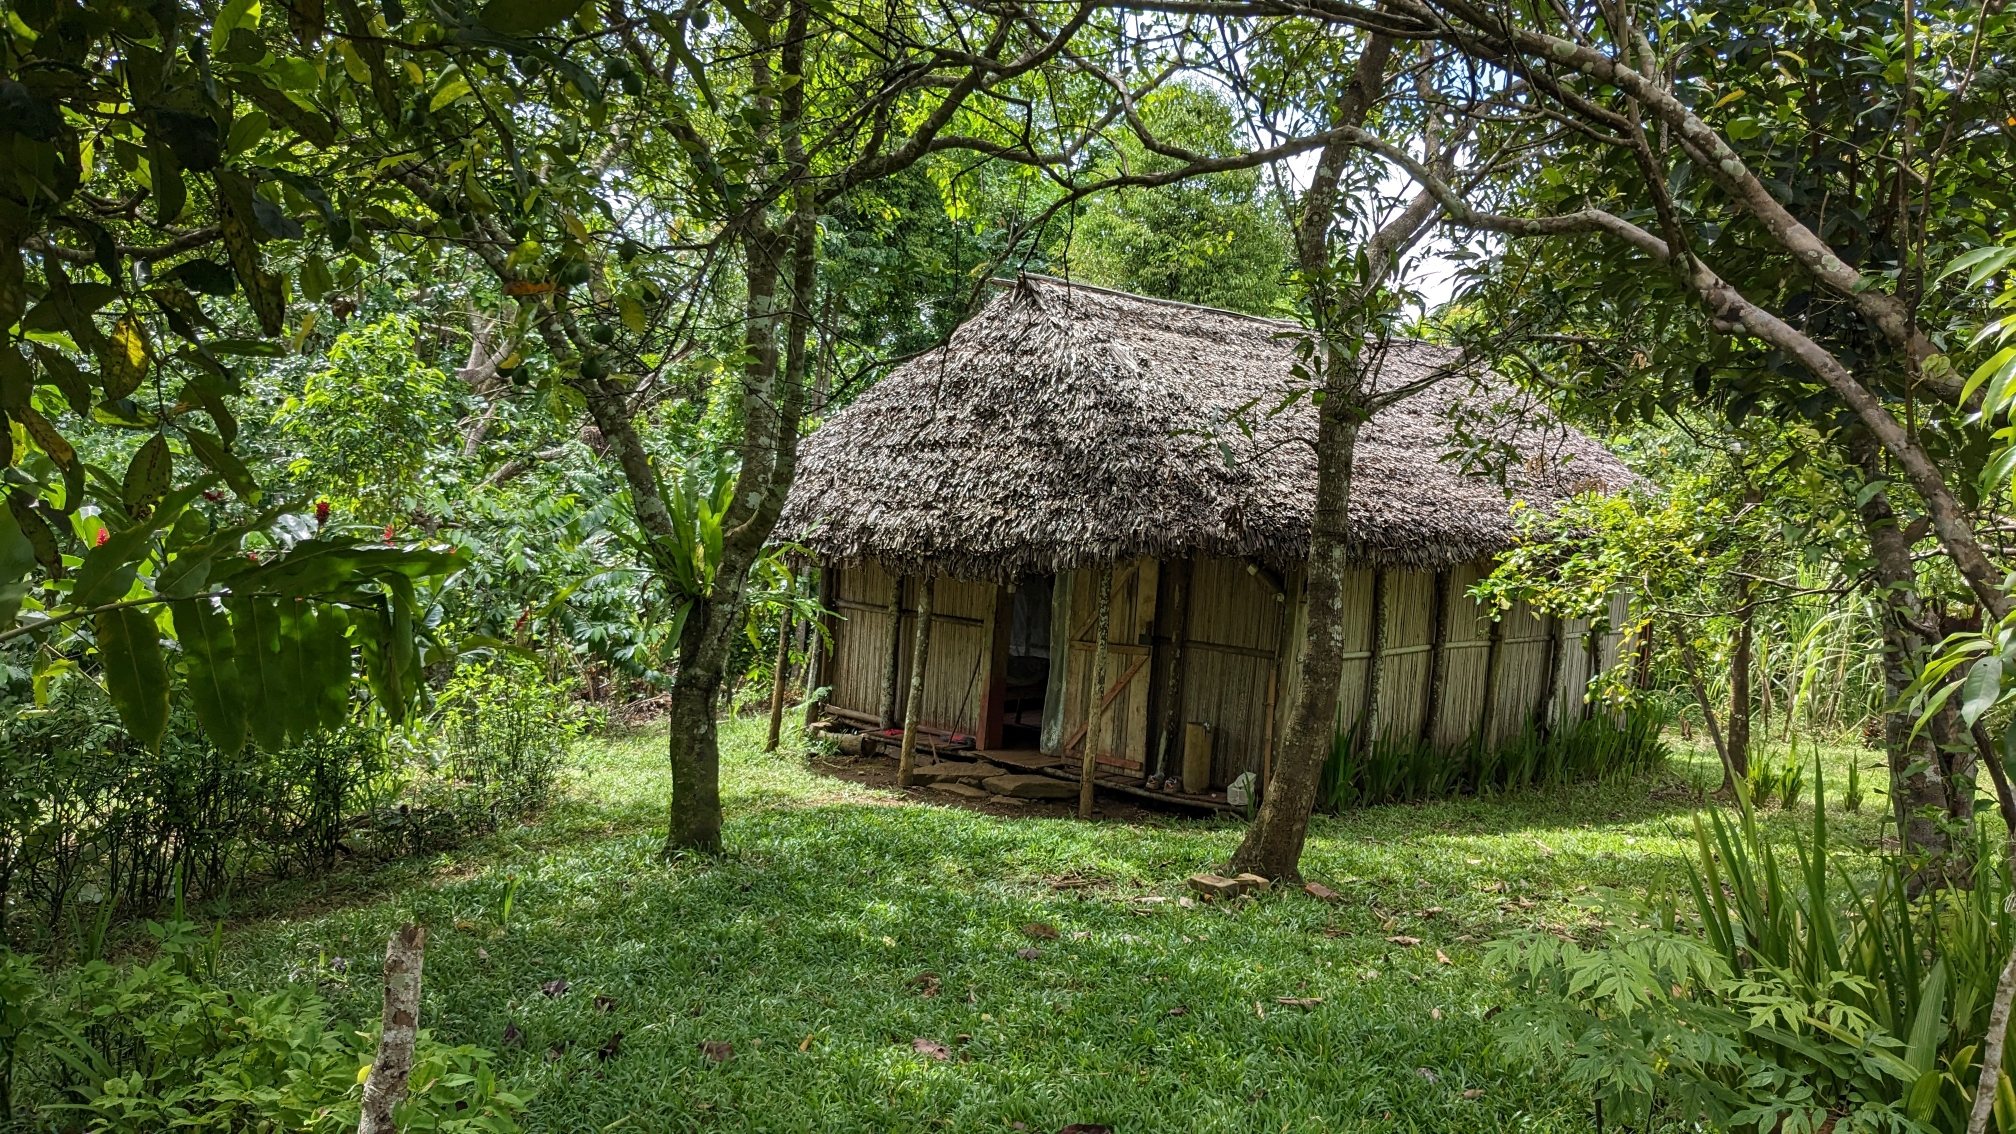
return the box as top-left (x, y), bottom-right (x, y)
top-left (1493, 772), bottom-right (2016, 1132)
top-left (1318, 708), bottom-right (1669, 809)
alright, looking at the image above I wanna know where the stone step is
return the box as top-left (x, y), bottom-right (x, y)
top-left (982, 774), bottom-right (1079, 800)
top-left (928, 782), bottom-right (992, 800)
top-left (911, 762), bottom-right (1008, 784)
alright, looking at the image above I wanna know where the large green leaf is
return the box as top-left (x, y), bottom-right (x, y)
top-left (0, 503), bottom-right (33, 627)
top-left (171, 598), bottom-right (248, 753)
top-left (229, 594), bottom-right (289, 751)
top-left (95, 606), bottom-right (170, 750)
top-left (277, 599), bottom-right (319, 745)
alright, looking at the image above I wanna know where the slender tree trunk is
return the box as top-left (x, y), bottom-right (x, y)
top-left (765, 605), bottom-right (793, 752)
top-left (357, 925), bottom-right (425, 1134)
top-left (1727, 597), bottom-right (1754, 778)
top-left (1681, 639), bottom-right (1737, 790)
top-left (1079, 567), bottom-right (1112, 820)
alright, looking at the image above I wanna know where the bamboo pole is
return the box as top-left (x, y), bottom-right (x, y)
top-left (357, 924), bottom-right (426, 1134)
top-left (1420, 570), bottom-right (1452, 746)
top-left (877, 573), bottom-right (905, 728)
top-left (1150, 558), bottom-right (1194, 786)
top-left (1356, 569), bottom-right (1388, 753)
top-left (896, 578), bottom-right (935, 786)
top-left (764, 602), bottom-right (795, 752)
top-left (1079, 567), bottom-right (1113, 819)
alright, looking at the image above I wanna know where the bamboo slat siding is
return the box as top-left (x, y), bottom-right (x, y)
top-left (1175, 557), bottom-right (1287, 786)
top-left (821, 553), bottom-right (1627, 790)
top-left (1060, 561), bottom-right (1159, 770)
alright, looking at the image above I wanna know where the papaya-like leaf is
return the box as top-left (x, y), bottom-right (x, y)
top-left (95, 606), bottom-right (170, 750)
top-left (103, 316), bottom-right (151, 400)
top-left (229, 594), bottom-right (290, 751)
top-left (172, 598), bottom-right (248, 753)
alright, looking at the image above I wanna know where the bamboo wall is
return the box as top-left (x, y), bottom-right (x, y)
top-left (819, 555), bottom-right (1631, 790)
top-left (824, 562), bottom-right (994, 735)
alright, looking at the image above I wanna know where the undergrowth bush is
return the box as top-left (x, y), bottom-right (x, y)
top-left (1, 660), bottom-right (586, 952)
top-left (0, 916), bottom-right (523, 1130)
top-left (391, 661), bottom-right (590, 850)
top-left (0, 679), bottom-right (398, 952)
top-left (1492, 775), bottom-right (2016, 1133)
top-left (1318, 708), bottom-right (1669, 809)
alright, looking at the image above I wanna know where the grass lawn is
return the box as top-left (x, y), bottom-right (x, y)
top-left (218, 717), bottom-right (1891, 1133)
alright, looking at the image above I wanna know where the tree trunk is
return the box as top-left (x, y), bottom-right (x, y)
top-left (1727, 596), bottom-right (1754, 778)
top-left (1854, 442), bottom-right (1962, 868)
top-left (764, 605), bottom-right (793, 752)
top-left (357, 924), bottom-right (425, 1134)
top-left (665, 667), bottom-right (725, 855)
top-left (1680, 639), bottom-right (1737, 790)
top-left (1225, 403), bottom-right (1362, 880)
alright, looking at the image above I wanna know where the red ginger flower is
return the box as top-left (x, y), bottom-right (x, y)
top-left (314, 500), bottom-right (331, 527)
top-left (95, 528), bottom-right (110, 547)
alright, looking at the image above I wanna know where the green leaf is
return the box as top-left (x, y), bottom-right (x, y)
top-left (0, 503), bottom-right (33, 627)
top-left (1960, 655), bottom-right (2004, 727)
top-left (171, 598), bottom-right (248, 753)
top-left (70, 526), bottom-right (150, 607)
top-left (102, 316), bottom-right (151, 400)
top-left (229, 594), bottom-right (289, 751)
top-left (95, 606), bottom-right (170, 750)
top-left (476, 0), bottom-right (583, 35)
top-left (122, 433), bottom-right (173, 516)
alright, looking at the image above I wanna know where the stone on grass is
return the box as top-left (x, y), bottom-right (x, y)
top-left (1186, 873), bottom-right (1246, 899)
top-left (1233, 873), bottom-right (1272, 892)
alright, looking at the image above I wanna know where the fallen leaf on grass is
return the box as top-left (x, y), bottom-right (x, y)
top-left (1058, 1126), bottom-right (1114, 1134)
top-left (1303, 882), bottom-right (1341, 902)
top-left (1430, 1007), bottom-right (1443, 1021)
top-left (1416, 1067), bottom-right (1440, 1083)
top-left (544, 1042), bottom-right (567, 1063)
top-left (908, 971), bottom-right (941, 997)
top-left (912, 1038), bottom-right (951, 1061)
top-left (1015, 947), bottom-right (1042, 961)
top-left (799, 1033), bottom-right (815, 1052)
top-left (1274, 997), bottom-right (1322, 1009)
top-left (699, 1040), bottom-right (734, 1063)
top-left (1533, 839), bottom-right (1556, 856)
top-left (1462, 1088), bottom-right (1486, 1100)
top-left (1386, 935), bottom-right (1421, 947)
top-left (1436, 949), bottom-right (1453, 965)
top-left (501, 1022), bottom-right (524, 1047)
top-left (539, 977), bottom-right (570, 998)
top-left (594, 994), bottom-right (618, 1013)
top-left (1021, 922), bottom-right (1059, 940)
top-left (1166, 1005), bottom-right (1189, 1017)
top-left (596, 1032), bottom-right (623, 1062)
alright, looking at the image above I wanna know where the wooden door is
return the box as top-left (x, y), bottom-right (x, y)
top-left (1063, 559), bottom-right (1160, 773)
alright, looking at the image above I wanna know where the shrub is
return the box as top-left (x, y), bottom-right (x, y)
top-left (0, 918), bottom-right (524, 1130)
top-left (1491, 775), bottom-right (2015, 1132)
top-left (0, 678), bottom-right (397, 951)
top-left (395, 660), bottom-right (587, 847)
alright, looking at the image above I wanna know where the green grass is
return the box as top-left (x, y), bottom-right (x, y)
top-left (213, 719), bottom-right (1894, 1133)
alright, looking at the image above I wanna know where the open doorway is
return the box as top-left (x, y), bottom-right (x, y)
top-left (1001, 575), bottom-right (1053, 748)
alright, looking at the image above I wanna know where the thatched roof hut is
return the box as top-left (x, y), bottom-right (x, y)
top-left (783, 276), bottom-right (1638, 805)
top-left (778, 274), bottom-right (1633, 580)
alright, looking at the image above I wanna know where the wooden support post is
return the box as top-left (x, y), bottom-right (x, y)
top-left (1536, 613), bottom-right (1566, 738)
top-left (764, 602), bottom-right (794, 753)
top-left (357, 924), bottom-right (426, 1134)
top-left (802, 567), bottom-right (833, 729)
top-left (979, 583), bottom-right (1013, 748)
top-left (1583, 624), bottom-right (1602, 723)
top-left (896, 578), bottom-right (935, 786)
top-left (1476, 611), bottom-right (1506, 745)
top-left (1420, 569), bottom-right (1452, 747)
top-left (877, 573), bottom-right (905, 728)
top-left (1150, 558), bottom-right (1194, 785)
top-left (1356, 569), bottom-right (1389, 753)
top-left (1079, 566), bottom-right (1113, 819)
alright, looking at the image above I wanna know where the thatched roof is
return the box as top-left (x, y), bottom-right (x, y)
top-left (777, 275), bottom-right (1634, 580)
